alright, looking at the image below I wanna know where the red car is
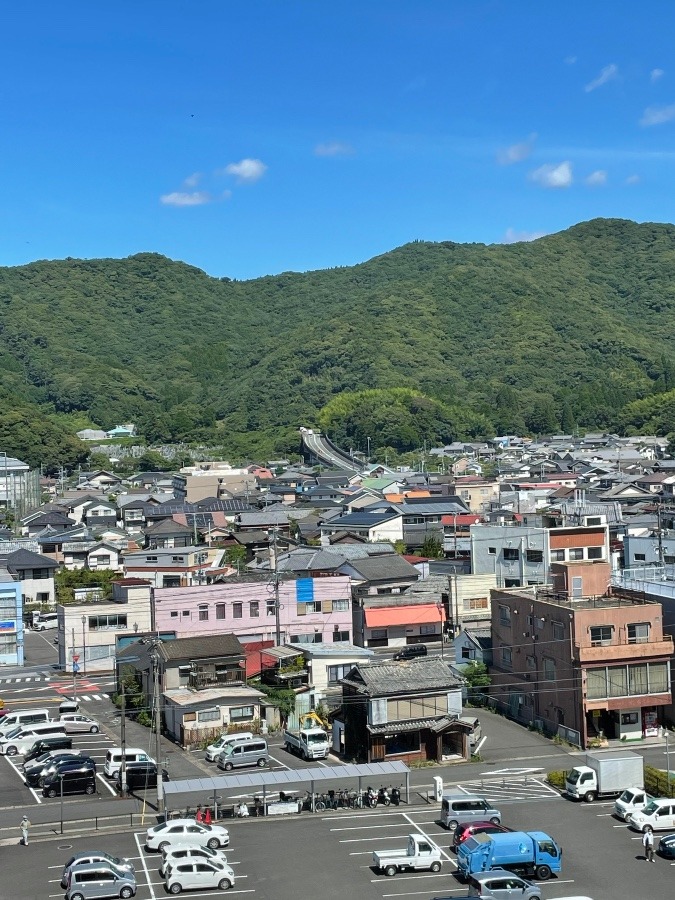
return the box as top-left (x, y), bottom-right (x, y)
top-left (451, 820), bottom-right (512, 851)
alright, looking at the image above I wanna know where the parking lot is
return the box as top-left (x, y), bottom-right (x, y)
top-left (6, 774), bottom-right (675, 900)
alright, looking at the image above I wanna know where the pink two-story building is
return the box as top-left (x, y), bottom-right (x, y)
top-left (153, 575), bottom-right (353, 646)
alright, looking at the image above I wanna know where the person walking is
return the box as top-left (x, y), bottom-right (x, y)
top-left (19, 815), bottom-right (30, 846)
top-left (643, 829), bottom-right (655, 862)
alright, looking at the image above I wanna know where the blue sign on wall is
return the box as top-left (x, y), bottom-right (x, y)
top-left (0, 621), bottom-right (16, 632)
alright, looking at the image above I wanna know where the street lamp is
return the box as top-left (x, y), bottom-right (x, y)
top-left (81, 615), bottom-right (87, 677)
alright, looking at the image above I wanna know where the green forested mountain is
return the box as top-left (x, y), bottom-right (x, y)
top-left (3, 217), bottom-right (675, 469)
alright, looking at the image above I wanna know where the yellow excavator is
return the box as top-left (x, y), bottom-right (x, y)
top-left (299, 710), bottom-right (328, 730)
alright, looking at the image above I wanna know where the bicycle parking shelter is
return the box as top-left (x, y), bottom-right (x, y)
top-left (163, 761), bottom-right (411, 816)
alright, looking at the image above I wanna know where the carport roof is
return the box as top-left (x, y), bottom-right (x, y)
top-left (163, 761), bottom-right (410, 797)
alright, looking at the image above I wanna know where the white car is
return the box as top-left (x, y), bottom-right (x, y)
top-left (164, 858), bottom-right (235, 894)
top-left (60, 714), bottom-right (100, 734)
top-left (159, 844), bottom-right (228, 877)
top-left (145, 819), bottom-right (230, 852)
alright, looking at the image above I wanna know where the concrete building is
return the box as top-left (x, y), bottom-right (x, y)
top-left (123, 545), bottom-right (214, 588)
top-left (0, 570), bottom-right (24, 666)
top-left (0, 549), bottom-right (59, 607)
top-left (489, 584), bottom-right (673, 747)
top-left (56, 579), bottom-right (153, 673)
top-left (153, 576), bottom-right (353, 646)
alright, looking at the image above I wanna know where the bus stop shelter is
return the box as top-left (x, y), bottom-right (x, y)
top-left (163, 761), bottom-right (410, 818)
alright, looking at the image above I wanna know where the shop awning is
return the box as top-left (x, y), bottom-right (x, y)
top-left (364, 604), bottom-right (444, 628)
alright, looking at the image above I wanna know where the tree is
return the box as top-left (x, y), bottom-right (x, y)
top-left (420, 536), bottom-right (444, 559)
top-left (461, 661), bottom-right (491, 703)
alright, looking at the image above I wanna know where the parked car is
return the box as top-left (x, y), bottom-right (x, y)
top-left (60, 713), bottom-right (100, 734)
top-left (24, 739), bottom-right (74, 765)
top-left (164, 858), bottom-right (235, 894)
top-left (658, 833), bottom-right (675, 858)
top-left (629, 798), bottom-right (675, 833)
top-left (452, 821), bottom-right (512, 851)
top-left (145, 819), bottom-right (230, 852)
top-left (64, 862), bottom-right (136, 900)
top-left (159, 845), bottom-right (228, 878)
top-left (465, 869), bottom-right (541, 899)
top-left (32, 756), bottom-right (95, 787)
top-left (43, 765), bottom-right (97, 798)
top-left (24, 753), bottom-right (86, 786)
top-left (116, 762), bottom-right (169, 792)
top-left (61, 852), bottom-right (135, 889)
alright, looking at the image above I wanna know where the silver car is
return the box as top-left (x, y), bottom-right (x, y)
top-left (60, 714), bottom-right (101, 734)
top-left (466, 869), bottom-right (541, 900)
top-left (65, 863), bottom-right (136, 900)
top-left (61, 852), bottom-right (135, 889)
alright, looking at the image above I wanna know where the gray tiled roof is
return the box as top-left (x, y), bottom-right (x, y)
top-left (344, 555), bottom-right (419, 581)
top-left (159, 633), bottom-right (244, 662)
top-left (342, 657), bottom-right (462, 696)
top-left (0, 548), bottom-right (59, 569)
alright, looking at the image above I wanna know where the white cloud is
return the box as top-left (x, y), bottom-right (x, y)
top-left (585, 169), bottom-right (608, 186)
top-left (625, 174), bottom-right (641, 185)
top-left (314, 141), bottom-right (355, 157)
top-left (529, 161), bottom-right (573, 188)
top-left (160, 191), bottom-right (211, 207)
top-left (497, 133), bottom-right (537, 165)
top-left (502, 228), bottom-right (547, 244)
top-left (564, 55), bottom-right (577, 65)
top-left (640, 103), bottom-right (675, 126)
top-left (183, 172), bottom-right (202, 188)
top-left (222, 158), bottom-right (267, 183)
top-left (651, 68), bottom-right (665, 82)
top-left (584, 63), bottom-right (619, 92)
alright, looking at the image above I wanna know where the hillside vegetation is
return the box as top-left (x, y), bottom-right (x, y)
top-left (2, 217), bottom-right (675, 469)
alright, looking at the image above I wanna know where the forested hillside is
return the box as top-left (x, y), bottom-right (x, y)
top-left (3, 218), bottom-right (675, 470)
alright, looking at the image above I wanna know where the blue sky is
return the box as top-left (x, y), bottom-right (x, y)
top-left (2, 2), bottom-right (675, 280)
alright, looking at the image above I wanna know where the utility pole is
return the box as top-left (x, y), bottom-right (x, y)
top-left (120, 681), bottom-right (127, 796)
top-left (71, 628), bottom-right (78, 700)
top-left (657, 501), bottom-right (665, 567)
top-left (151, 642), bottom-right (164, 816)
top-left (270, 529), bottom-right (282, 644)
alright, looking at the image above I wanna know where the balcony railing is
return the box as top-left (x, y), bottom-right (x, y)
top-left (188, 670), bottom-right (244, 689)
top-left (575, 639), bottom-right (674, 664)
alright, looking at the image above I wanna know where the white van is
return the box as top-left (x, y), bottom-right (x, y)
top-left (104, 748), bottom-right (155, 778)
top-left (0, 709), bottom-right (51, 735)
top-left (629, 798), bottom-right (675, 833)
top-left (34, 613), bottom-right (58, 631)
top-left (0, 723), bottom-right (66, 756)
top-left (205, 732), bottom-right (254, 763)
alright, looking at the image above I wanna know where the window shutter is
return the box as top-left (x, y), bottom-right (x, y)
top-left (322, 600), bottom-right (332, 614)
top-left (297, 603), bottom-right (306, 616)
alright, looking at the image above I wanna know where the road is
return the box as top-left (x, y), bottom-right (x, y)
top-left (300, 428), bottom-right (363, 473)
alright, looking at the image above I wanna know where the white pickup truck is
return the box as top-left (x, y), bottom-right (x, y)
top-left (283, 726), bottom-right (330, 760)
top-left (372, 833), bottom-right (443, 877)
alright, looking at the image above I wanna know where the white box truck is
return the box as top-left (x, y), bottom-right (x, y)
top-left (565, 750), bottom-right (644, 802)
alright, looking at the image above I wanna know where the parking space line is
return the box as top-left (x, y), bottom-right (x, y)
top-left (134, 831), bottom-right (157, 900)
top-left (370, 873), bottom-right (451, 883)
top-left (267, 754), bottom-right (290, 770)
top-left (382, 890), bottom-right (467, 897)
top-left (97, 772), bottom-right (117, 796)
top-left (4, 754), bottom-right (42, 803)
top-left (402, 812), bottom-right (454, 867)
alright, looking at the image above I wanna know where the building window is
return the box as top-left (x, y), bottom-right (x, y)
top-left (543, 658), bottom-right (556, 681)
top-left (332, 599), bottom-right (349, 612)
top-left (501, 646), bottom-right (512, 668)
top-left (627, 623), bottom-right (650, 644)
top-left (290, 633), bottom-right (322, 644)
top-left (665, 555), bottom-right (675, 565)
top-left (499, 605), bottom-right (511, 626)
top-left (526, 654), bottom-right (536, 669)
top-left (488, 547), bottom-right (496, 555)
top-left (461, 646), bottom-right (472, 659)
top-left (590, 625), bottom-right (613, 646)
top-left (504, 578), bottom-right (521, 588)
top-left (552, 620), bottom-right (564, 641)
top-left (197, 708), bottom-right (220, 723)
top-left (551, 549), bottom-right (565, 561)
top-left (420, 624), bottom-right (437, 635)
top-left (370, 628), bottom-right (387, 640)
top-left (230, 705), bottom-right (254, 722)
top-left (569, 548), bottom-right (584, 561)
top-left (233, 603), bottom-right (243, 619)
top-left (464, 597), bottom-right (488, 610)
top-left (171, 556), bottom-right (185, 563)
top-left (170, 611), bottom-right (178, 618)
top-left (198, 605), bottom-right (209, 621)
top-left (332, 630), bottom-right (349, 642)
top-left (328, 663), bottom-right (353, 683)
top-left (503, 548), bottom-right (519, 561)
top-left (182, 610), bottom-right (190, 617)
top-left (216, 604), bottom-right (226, 620)
top-left (145, 556), bottom-right (158, 562)
top-left (267, 600), bottom-right (276, 616)
top-left (587, 546), bottom-right (603, 559)
top-left (586, 517), bottom-right (602, 526)
top-left (634, 553), bottom-right (646, 561)
top-left (88, 614), bottom-right (127, 630)
top-left (526, 549), bottom-right (543, 563)
top-left (384, 732), bottom-right (420, 756)
top-left (250, 601), bottom-right (259, 617)
top-left (91, 554), bottom-right (111, 566)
